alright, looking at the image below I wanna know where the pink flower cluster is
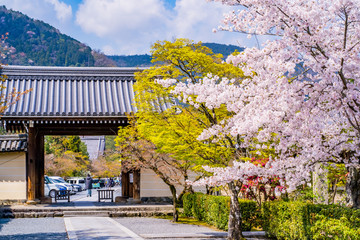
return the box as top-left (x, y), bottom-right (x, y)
top-left (160, 0), bottom-right (360, 192)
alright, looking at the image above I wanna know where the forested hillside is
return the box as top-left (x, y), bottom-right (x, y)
top-left (108, 43), bottom-right (244, 67)
top-left (0, 6), bottom-right (111, 67)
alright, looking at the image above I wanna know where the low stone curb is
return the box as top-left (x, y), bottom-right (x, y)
top-left (0, 205), bottom-right (173, 218)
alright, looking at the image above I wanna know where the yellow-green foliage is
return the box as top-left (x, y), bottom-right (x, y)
top-left (131, 39), bottom-right (245, 171)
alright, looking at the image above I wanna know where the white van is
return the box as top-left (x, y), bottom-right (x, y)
top-left (66, 177), bottom-right (86, 190)
top-left (44, 176), bottom-right (68, 198)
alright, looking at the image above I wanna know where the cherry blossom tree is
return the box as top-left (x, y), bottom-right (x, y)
top-left (158, 0), bottom-right (360, 238)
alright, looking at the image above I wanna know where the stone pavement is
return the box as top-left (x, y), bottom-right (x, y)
top-left (65, 217), bottom-right (144, 240)
top-left (0, 215), bottom-right (266, 239)
top-left (63, 216), bottom-right (266, 240)
top-left (0, 187), bottom-right (266, 239)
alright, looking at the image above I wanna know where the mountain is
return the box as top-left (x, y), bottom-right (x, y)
top-left (0, 6), bottom-right (243, 68)
top-left (107, 54), bottom-right (153, 67)
top-left (203, 43), bottom-right (244, 57)
top-left (0, 6), bottom-right (115, 67)
top-left (107, 43), bottom-right (244, 67)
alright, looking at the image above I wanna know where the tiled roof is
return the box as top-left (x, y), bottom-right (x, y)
top-left (0, 134), bottom-right (27, 152)
top-left (0, 66), bottom-right (146, 118)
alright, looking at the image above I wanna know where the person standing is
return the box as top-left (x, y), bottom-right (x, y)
top-left (85, 174), bottom-right (93, 197)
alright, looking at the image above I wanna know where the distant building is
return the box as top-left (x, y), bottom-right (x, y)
top-left (0, 65), bottom-right (202, 203)
top-left (0, 134), bottom-right (27, 201)
top-left (80, 136), bottom-right (105, 160)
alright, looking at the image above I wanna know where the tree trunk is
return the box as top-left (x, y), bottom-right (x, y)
top-left (346, 166), bottom-right (360, 208)
top-left (227, 181), bottom-right (244, 240)
top-left (170, 185), bottom-right (179, 222)
top-left (313, 163), bottom-right (329, 204)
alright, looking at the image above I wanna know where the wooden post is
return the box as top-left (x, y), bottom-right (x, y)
top-left (26, 122), bottom-right (38, 204)
top-left (36, 134), bottom-right (45, 200)
top-left (133, 170), bottom-right (140, 201)
top-left (121, 171), bottom-right (129, 198)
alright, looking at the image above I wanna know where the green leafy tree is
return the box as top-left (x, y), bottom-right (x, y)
top-left (116, 39), bottom-right (244, 222)
top-left (45, 136), bottom-right (90, 177)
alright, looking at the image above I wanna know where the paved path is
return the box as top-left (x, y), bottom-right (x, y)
top-left (0, 218), bottom-right (68, 239)
top-left (71, 186), bottom-right (122, 207)
top-left (0, 217), bottom-right (228, 239)
top-left (65, 217), bottom-right (144, 240)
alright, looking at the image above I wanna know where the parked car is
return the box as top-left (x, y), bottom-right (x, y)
top-left (92, 179), bottom-right (101, 189)
top-left (99, 178), bottom-right (106, 188)
top-left (71, 184), bottom-right (83, 192)
top-left (44, 176), bottom-right (68, 198)
top-left (48, 176), bottom-right (75, 195)
top-left (66, 177), bottom-right (86, 190)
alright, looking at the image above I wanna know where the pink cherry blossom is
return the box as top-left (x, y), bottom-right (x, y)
top-left (159, 0), bottom-right (360, 197)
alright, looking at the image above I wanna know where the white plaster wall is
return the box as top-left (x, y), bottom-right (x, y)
top-left (0, 152), bottom-right (26, 200)
top-left (140, 169), bottom-right (205, 198)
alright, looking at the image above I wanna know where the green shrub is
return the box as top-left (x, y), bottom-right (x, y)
top-left (182, 192), bottom-right (258, 231)
top-left (262, 201), bottom-right (310, 240)
top-left (262, 201), bottom-right (360, 240)
top-left (311, 215), bottom-right (360, 240)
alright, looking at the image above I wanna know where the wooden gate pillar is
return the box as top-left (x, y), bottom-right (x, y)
top-left (133, 170), bottom-right (140, 201)
top-left (121, 171), bottom-right (129, 198)
top-left (26, 122), bottom-right (38, 204)
top-left (35, 133), bottom-right (45, 200)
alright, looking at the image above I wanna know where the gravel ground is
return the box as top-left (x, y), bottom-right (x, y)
top-left (115, 217), bottom-right (226, 240)
top-left (0, 218), bottom-right (68, 240)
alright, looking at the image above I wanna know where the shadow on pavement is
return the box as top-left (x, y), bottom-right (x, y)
top-left (0, 232), bottom-right (67, 239)
top-left (0, 218), bottom-right (11, 232)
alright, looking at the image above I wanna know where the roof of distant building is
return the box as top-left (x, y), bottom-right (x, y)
top-left (0, 134), bottom-right (27, 152)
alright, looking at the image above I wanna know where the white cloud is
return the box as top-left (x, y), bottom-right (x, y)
top-left (102, 45), bottom-right (116, 55)
top-left (75, 0), bottom-right (172, 54)
top-left (76, 0), bottom-right (170, 36)
top-left (1, 0), bottom-right (258, 55)
top-left (45, 0), bottom-right (72, 22)
top-left (171, 0), bottom-right (232, 41)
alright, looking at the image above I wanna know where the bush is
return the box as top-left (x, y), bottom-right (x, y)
top-left (184, 193), bottom-right (360, 238)
top-left (182, 192), bottom-right (259, 231)
top-left (262, 201), bottom-right (360, 240)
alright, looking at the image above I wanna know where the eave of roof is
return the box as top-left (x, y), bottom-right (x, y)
top-left (1, 65), bottom-right (147, 77)
top-left (0, 134), bottom-right (27, 152)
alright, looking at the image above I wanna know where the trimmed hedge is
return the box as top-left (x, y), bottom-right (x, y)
top-left (183, 193), bottom-right (360, 239)
top-left (262, 201), bottom-right (360, 240)
top-left (182, 192), bottom-right (259, 231)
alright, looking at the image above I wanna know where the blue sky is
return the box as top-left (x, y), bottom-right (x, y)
top-left (0, 0), bottom-right (260, 55)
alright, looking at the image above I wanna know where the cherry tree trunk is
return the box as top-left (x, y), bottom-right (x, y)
top-left (346, 166), bottom-right (360, 208)
top-left (227, 182), bottom-right (245, 240)
top-left (313, 163), bottom-right (329, 204)
top-left (170, 185), bottom-right (179, 222)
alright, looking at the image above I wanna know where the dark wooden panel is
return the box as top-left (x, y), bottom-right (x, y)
top-left (27, 127), bottom-right (36, 202)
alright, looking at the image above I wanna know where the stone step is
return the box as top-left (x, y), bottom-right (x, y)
top-left (63, 210), bottom-right (110, 217)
